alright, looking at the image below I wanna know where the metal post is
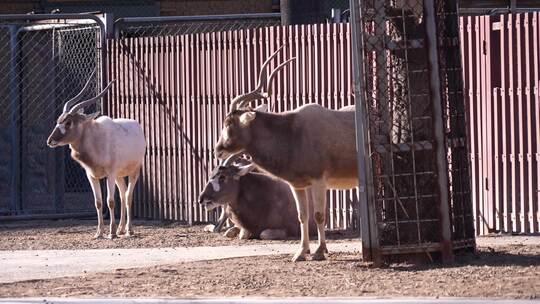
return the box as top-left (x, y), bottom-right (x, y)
top-left (280, 0), bottom-right (292, 25)
top-left (349, 0), bottom-right (380, 264)
top-left (331, 8), bottom-right (342, 23)
top-left (104, 13), bottom-right (114, 39)
top-left (424, 0), bottom-right (454, 262)
top-left (8, 25), bottom-right (21, 215)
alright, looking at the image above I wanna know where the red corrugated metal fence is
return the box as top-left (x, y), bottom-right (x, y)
top-left (105, 13), bottom-right (539, 234)
top-left (105, 24), bottom-right (359, 230)
top-left (460, 12), bottom-right (540, 235)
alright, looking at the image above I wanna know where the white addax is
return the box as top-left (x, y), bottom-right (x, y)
top-left (47, 73), bottom-right (146, 239)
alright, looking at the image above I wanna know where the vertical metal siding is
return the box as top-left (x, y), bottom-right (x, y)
top-left (106, 15), bottom-right (538, 234)
top-left (107, 24), bottom-right (358, 230)
top-left (460, 12), bottom-right (540, 235)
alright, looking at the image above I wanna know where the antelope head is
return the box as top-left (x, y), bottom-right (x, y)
top-left (215, 45), bottom-right (295, 159)
top-left (198, 153), bottom-right (255, 210)
top-left (47, 72), bottom-right (115, 148)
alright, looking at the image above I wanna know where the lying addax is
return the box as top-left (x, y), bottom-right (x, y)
top-left (47, 73), bottom-right (146, 239)
top-left (198, 154), bottom-right (316, 240)
top-left (214, 46), bottom-right (358, 261)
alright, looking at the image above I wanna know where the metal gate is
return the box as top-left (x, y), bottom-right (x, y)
top-left (350, 0), bottom-right (475, 264)
top-left (0, 14), bottom-right (105, 218)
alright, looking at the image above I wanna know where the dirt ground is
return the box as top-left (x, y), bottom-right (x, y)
top-left (0, 219), bottom-right (358, 250)
top-left (0, 220), bottom-right (539, 299)
top-left (0, 244), bottom-right (539, 299)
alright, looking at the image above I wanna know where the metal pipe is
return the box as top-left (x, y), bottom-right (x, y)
top-left (459, 7), bottom-right (540, 15)
top-left (0, 212), bottom-right (95, 222)
top-left (8, 25), bottom-right (21, 215)
top-left (115, 13), bottom-right (281, 24)
top-left (424, 0), bottom-right (454, 263)
top-left (349, 0), bottom-right (379, 264)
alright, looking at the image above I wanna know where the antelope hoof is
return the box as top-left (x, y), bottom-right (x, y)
top-left (312, 247), bottom-right (327, 261)
top-left (93, 228), bottom-right (104, 239)
top-left (238, 229), bottom-right (252, 240)
top-left (204, 224), bottom-right (216, 232)
top-left (224, 227), bottom-right (240, 238)
top-left (107, 233), bottom-right (117, 240)
top-left (116, 227), bottom-right (126, 236)
top-left (291, 248), bottom-right (309, 262)
top-left (125, 231), bottom-right (134, 238)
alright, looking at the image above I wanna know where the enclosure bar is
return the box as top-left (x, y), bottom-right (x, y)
top-left (7, 25), bottom-right (21, 214)
top-left (534, 12), bottom-right (540, 232)
top-left (201, 32), bottom-right (210, 222)
top-left (516, 14), bottom-right (526, 233)
top-left (484, 15), bottom-right (492, 233)
top-left (180, 34), bottom-right (188, 223)
top-left (174, 34), bottom-right (182, 222)
top-left (186, 33), bottom-right (194, 224)
top-left (520, 13), bottom-right (531, 233)
top-left (164, 36), bottom-right (173, 220)
top-left (145, 36), bottom-right (155, 220)
top-left (204, 32), bottom-right (212, 222)
top-left (141, 37), bottom-right (151, 219)
top-left (499, 14), bottom-right (510, 233)
top-left (349, 0), bottom-right (379, 263)
top-left (195, 32), bottom-right (203, 223)
top-left (473, 16), bottom-right (483, 234)
top-left (169, 34), bottom-right (177, 221)
top-left (485, 16), bottom-right (499, 232)
top-left (493, 87), bottom-right (502, 231)
top-left (507, 14), bottom-right (519, 232)
top-left (193, 32), bottom-right (201, 222)
top-left (424, 0), bottom-right (453, 262)
top-left (524, 14), bottom-right (535, 233)
top-left (131, 38), bottom-right (141, 218)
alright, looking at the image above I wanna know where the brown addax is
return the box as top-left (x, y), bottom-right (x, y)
top-left (214, 45), bottom-right (358, 261)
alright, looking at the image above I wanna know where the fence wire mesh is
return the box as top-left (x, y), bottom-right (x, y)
top-left (360, 0), bottom-right (441, 248)
top-left (116, 15), bottom-right (281, 38)
top-left (357, 0), bottom-right (474, 257)
top-left (0, 18), bottom-right (101, 216)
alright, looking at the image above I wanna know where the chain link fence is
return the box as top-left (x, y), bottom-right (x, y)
top-left (362, 0), bottom-right (440, 248)
top-left (352, 0), bottom-right (474, 262)
top-left (115, 13), bottom-right (281, 38)
top-left (0, 16), bottom-right (102, 217)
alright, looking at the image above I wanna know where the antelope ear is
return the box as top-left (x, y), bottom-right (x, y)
top-left (234, 164), bottom-right (254, 179)
top-left (239, 111), bottom-right (256, 125)
top-left (254, 104), bottom-right (268, 113)
top-left (84, 112), bottom-right (100, 121)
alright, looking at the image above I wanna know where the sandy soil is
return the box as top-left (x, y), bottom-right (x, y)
top-left (0, 244), bottom-right (538, 299)
top-left (0, 220), bottom-right (538, 299)
top-left (0, 219), bottom-right (358, 250)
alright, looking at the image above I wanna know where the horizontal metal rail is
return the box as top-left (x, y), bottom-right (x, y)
top-left (115, 13), bottom-right (281, 25)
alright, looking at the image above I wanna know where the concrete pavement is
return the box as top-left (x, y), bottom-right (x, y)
top-left (0, 236), bottom-right (537, 284)
top-left (0, 242), bottom-right (361, 284)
